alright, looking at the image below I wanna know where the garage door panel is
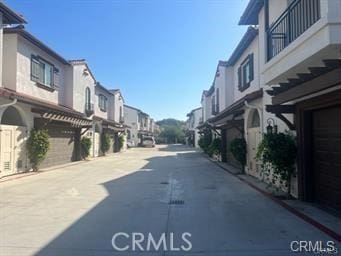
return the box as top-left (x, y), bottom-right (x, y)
top-left (39, 125), bottom-right (79, 168)
top-left (313, 105), bottom-right (341, 211)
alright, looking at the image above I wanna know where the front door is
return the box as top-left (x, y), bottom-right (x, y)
top-left (247, 127), bottom-right (261, 177)
top-left (0, 125), bottom-right (27, 177)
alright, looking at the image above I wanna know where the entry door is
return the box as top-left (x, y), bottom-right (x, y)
top-left (0, 125), bottom-right (26, 177)
top-left (247, 127), bottom-right (261, 177)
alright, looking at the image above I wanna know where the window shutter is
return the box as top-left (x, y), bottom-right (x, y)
top-left (53, 69), bottom-right (59, 88)
top-left (31, 56), bottom-right (40, 82)
top-left (249, 53), bottom-right (254, 82)
top-left (237, 66), bottom-right (242, 91)
top-left (216, 88), bottom-right (219, 112)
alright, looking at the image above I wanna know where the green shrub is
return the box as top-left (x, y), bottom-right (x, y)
top-left (81, 137), bottom-right (92, 159)
top-left (256, 132), bottom-right (297, 196)
top-left (26, 129), bottom-right (50, 171)
top-left (198, 127), bottom-right (212, 153)
top-left (118, 134), bottom-right (125, 151)
top-left (229, 138), bottom-right (246, 166)
top-left (208, 138), bottom-right (221, 157)
top-left (101, 133), bottom-right (111, 155)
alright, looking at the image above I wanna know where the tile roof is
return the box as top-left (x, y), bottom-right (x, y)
top-left (0, 2), bottom-right (26, 24)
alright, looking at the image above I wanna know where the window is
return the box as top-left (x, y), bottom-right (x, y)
top-left (98, 95), bottom-right (107, 111)
top-left (216, 88), bottom-right (219, 113)
top-left (85, 87), bottom-right (92, 110)
top-left (31, 55), bottom-right (58, 88)
top-left (250, 110), bottom-right (260, 128)
top-left (238, 53), bottom-right (254, 92)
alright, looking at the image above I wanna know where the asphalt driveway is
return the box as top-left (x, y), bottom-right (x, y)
top-left (0, 145), bottom-right (338, 256)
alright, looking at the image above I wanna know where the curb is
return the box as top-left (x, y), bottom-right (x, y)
top-left (205, 154), bottom-right (341, 242)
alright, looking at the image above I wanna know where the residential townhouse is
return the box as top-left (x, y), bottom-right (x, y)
top-left (0, 2), bottom-right (26, 90)
top-left (0, 3), bottom-right (128, 178)
top-left (197, 0), bottom-right (341, 211)
top-left (124, 105), bottom-right (157, 147)
top-left (185, 107), bottom-right (202, 148)
top-left (65, 60), bottom-right (126, 157)
top-left (0, 25), bottom-right (93, 172)
top-left (238, 0), bottom-right (341, 211)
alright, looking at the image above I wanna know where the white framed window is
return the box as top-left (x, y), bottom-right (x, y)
top-left (238, 53), bottom-right (254, 92)
top-left (31, 55), bottom-right (58, 88)
top-left (98, 94), bottom-right (107, 112)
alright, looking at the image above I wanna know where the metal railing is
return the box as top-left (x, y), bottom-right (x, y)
top-left (85, 102), bottom-right (94, 116)
top-left (211, 104), bottom-right (219, 115)
top-left (267, 0), bottom-right (320, 60)
top-left (119, 116), bottom-right (124, 124)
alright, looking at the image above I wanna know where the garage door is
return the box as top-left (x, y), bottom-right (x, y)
top-left (40, 125), bottom-right (79, 168)
top-left (313, 105), bottom-right (341, 211)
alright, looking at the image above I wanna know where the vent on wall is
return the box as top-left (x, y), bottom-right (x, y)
top-left (4, 162), bottom-right (11, 170)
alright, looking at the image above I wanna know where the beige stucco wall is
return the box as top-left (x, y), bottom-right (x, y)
top-left (2, 34), bottom-right (17, 91)
top-left (233, 35), bottom-right (260, 102)
top-left (15, 36), bottom-right (67, 104)
top-left (262, 0), bottom-right (341, 84)
top-left (94, 86), bottom-right (109, 120)
top-left (109, 92), bottom-right (124, 123)
top-left (124, 106), bottom-right (139, 146)
top-left (3, 34), bottom-right (69, 105)
top-left (201, 94), bottom-right (212, 122)
top-left (67, 64), bottom-right (96, 113)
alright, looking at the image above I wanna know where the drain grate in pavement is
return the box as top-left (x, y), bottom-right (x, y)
top-left (169, 199), bottom-right (185, 205)
top-left (160, 181), bottom-right (169, 185)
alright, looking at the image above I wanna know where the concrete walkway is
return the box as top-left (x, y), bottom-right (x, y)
top-left (0, 145), bottom-right (339, 255)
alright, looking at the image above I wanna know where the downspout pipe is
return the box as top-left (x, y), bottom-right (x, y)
top-left (244, 100), bottom-right (263, 135)
top-left (0, 98), bottom-right (17, 108)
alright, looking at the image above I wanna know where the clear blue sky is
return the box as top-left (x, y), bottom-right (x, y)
top-left (6, 0), bottom-right (249, 121)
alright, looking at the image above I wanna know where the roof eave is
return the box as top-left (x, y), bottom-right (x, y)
top-left (0, 3), bottom-right (27, 24)
top-left (4, 27), bottom-right (70, 65)
top-left (227, 26), bottom-right (258, 66)
top-left (238, 0), bottom-right (264, 25)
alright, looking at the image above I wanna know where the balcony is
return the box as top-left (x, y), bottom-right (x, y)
top-left (267, 0), bottom-right (320, 60)
top-left (211, 104), bottom-right (219, 115)
top-left (85, 102), bottom-right (94, 116)
top-left (119, 116), bottom-right (124, 124)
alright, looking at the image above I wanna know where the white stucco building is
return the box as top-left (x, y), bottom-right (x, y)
top-left (124, 105), bottom-right (157, 147)
top-left (185, 107), bottom-right (202, 148)
top-left (0, 3), bottom-right (128, 177)
top-left (195, 0), bottom-right (341, 211)
top-left (238, 0), bottom-right (341, 211)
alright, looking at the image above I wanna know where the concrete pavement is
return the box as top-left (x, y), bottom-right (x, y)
top-left (0, 145), bottom-right (339, 255)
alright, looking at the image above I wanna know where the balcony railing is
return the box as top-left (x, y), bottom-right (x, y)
top-left (85, 102), bottom-right (94, 116)
top-left (267, 0), bottom-right (320, 60)
top-left (211, 104), bottom-right (219, 115)
top-left (119, 116), bottom-right (124, 124)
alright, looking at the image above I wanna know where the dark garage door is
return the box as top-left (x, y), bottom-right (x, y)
top-left (40, 125), bottom-right (79, 168)
top-left (313, 105), bottom-right (341, 211)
